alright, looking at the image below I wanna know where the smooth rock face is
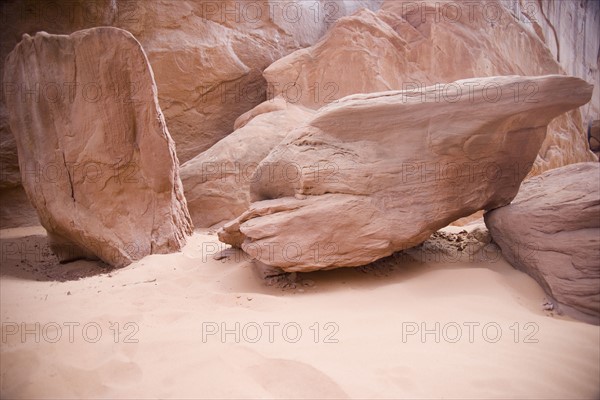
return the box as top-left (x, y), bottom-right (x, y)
top-left (264, 8), bottom-right (411, 109)
top-left (3, 28), bottom-right (193, 267)
top-left (502, 0), bottom-right (600, 122)
top-left (485, 163), bottom-right (600, 325)
top-left (219, 75), bottom-right (593, 272)
top-left (0, 0), bottom-right (383, 188)
top-left (266, 3), bottom-right (597, 172)
top-left (181, 98), bottom-right (314, 227)
top-left (122, 0), bottom-right (380, 162)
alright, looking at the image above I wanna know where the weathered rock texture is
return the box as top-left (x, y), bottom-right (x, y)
top-left (265, 2), bottom-right (597, 173)
top-left (181, 1), bottom-right (597, 228)
top-left (117, 0), bottom-right (382, 163)
top-left (485, 162), bottom-right (600, 325)
top-left (0, 0), bottom-right (382, 188)
top-left (501, 0), bottom-right (600, 122)
top-left (181, 97), bottom-right (314, 227)
top-left (219, 75), bottom-right (593, 272)
top-left (4, 28), bottom-right (193, 267)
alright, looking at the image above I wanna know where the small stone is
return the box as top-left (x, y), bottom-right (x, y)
top-left (542, 302), bottom-right (555, 311)
top-left (470, 226), bottom-right (492, 244)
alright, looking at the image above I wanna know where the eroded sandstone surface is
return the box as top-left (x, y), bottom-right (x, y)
top-left (266, 3), bottom-right (597, 172)
top-left (178, 1), bottom-right (599, 228)
top-left (4, 28), bottom-right (193, 267)
top-left (181, 97), bottom-right (314, 227)
top-left (219, 75), bottom-right (593, 272)
top-left (485, 162), bottom-right (600, 325)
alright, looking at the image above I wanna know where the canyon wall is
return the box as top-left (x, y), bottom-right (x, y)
top-left (501, 0), bottom-right (599, 122)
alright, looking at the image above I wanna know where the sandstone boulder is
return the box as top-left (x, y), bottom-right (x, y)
top-left (485, 163), bottom-right (600, 325)
top-left (3, 28), bottom-right (193, 267)
top-left (219, 75), bottom-right (593, 272)
top-left (181, 97), bottom-right (314, 227)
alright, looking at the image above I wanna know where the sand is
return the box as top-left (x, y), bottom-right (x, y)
top-left (1, 225), bottom-right (599, 399)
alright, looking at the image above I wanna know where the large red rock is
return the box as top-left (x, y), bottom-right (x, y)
top-left (3, 28), bottom-right (193, 267)
top-left (485, 163), bottom-right (600, 325)
top-left (218, 75), bottom-right (593, 272)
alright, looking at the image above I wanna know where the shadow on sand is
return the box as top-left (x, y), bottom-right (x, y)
top-left (0, 231), bottom-right (114, 282)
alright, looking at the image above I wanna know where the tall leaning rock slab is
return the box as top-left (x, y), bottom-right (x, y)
top-left (3, 28), bottom-right (193, 267)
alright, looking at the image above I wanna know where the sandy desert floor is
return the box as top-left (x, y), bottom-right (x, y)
top-left (1, 224), bottom-right (599, 399)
